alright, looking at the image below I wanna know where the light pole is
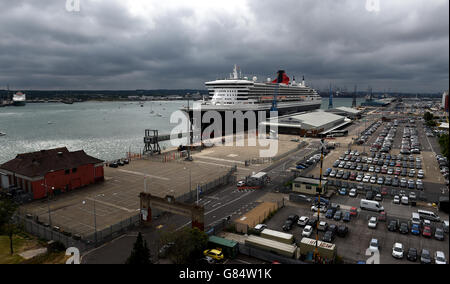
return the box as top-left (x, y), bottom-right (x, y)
top-left (41, 181), bottom-right (54, 228)
top-left (83, 193), bottom-right (103, 246)
top-left (184, 167), bottom-right (192, 200)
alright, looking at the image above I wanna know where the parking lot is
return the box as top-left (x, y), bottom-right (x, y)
top-left (306, 116), bottom-right (448, 202)
top-left (276, 110), bottom-right (449, 264)
top-left (18, 134), bottom-right (304, 238)
top-left (265, 200), bottom-right (448, 264)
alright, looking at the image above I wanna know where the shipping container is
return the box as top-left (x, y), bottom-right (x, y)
top-left (245, 235), bottom-right (298, 258)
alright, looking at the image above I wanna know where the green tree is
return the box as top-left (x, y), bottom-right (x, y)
top-left (125, 232), bottom-right (151, 264)
top-left (0, 197), bottom-right (19, 255)
top-left (426, 120), bottom-right (437, 127)
top-left (161, 227), bottom-right (208, 264)
top-left (424, 112), bottom-right (434, 121)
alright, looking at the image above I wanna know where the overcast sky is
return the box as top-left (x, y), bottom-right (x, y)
top-left (0, 0), bottom-right (448, 93)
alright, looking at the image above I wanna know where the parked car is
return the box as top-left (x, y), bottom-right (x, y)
top-left (407, 248), bottom-right (418, 262)
top-left (420, 249), bottom-right (432, 264)
top-left (392, 243), bottom-right (404, 259)
top-left (435, 228), bottom-right (445, 241)
top-left (302, 225), bottom-right (314, 238)
top-left (253, 224), bottom-right (267, 232)
top-left (297, 216), bottom-right (309, 227)
top-left (393, 195), bottom-right (400, 204)
top-left (399, 222), bottom-right (409, 234)
top-left (322, 230), bottom-right (335, 243)
top-left (325, 209), bottom-right (335, 219)
top-left (343, 212), bottom-right (351, 222)
top-left (282, 220), bottom-right (294, 231)
top-left (422, 226), bottom-right (432, 238)
top-left (350, 207), bottom-right (358, 217)
top-left (204, 248), bottom-right (224, 261)
top-left (333, 210), bottom-right (343, 221)
top-left (369, 238), bottom-right (379, 252)
top-left (349, 188), bottom-right (357, 197)
top-left (306, 217), bottom-right (318, 227)
top-left (411, 223), bottom-right (421, 235)
top-left (337, 225), bottom-right (348, 237)
top-left (434, 251), bottom-right (447, 264)
top-left (318, 221), bottom-right (328, 231)
top-left (388, 219), bottom-right (399, 232)
top-left (368, 217), bottom-right (378, 229)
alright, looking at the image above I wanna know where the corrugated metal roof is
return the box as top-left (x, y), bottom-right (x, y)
top-left (335, 106), bottom-right (362, 114)
top-left (208, 235), bottom-right (238, 248)
top-left (278, 111), bottom-right (345, 127)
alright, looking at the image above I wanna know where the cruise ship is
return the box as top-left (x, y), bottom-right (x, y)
top-left (185, 65), bottom-right (322, 132)
top-left (12, 92), bottom-right (26, 106)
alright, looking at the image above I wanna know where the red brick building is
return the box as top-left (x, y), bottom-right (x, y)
top-left (0, 147), bottom-right (104, 200)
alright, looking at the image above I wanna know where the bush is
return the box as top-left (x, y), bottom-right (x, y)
top-left (48, 241), bottom-right (66, 253)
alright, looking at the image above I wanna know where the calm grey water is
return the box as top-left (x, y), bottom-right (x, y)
top-left (0, 98), bottom-right (364, 163)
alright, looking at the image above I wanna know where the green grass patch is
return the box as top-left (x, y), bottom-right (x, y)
top-left (0, 235), bottom-right (26, 264)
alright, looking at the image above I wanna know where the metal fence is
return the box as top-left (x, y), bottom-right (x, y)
top-left (14, 214), bottom-right (90, 252)
top-left (82, 214), bottom-right (140, 244)
top-left (14, 213), bottom-right (141, 253)
top-left (176, 165), bottom-right (238, 203)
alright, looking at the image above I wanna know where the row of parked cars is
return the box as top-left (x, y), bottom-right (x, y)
top-left (357, 121), bottom-right (382, 145)
top-left (368, 238), bottom-right (447, 264)
top-left (399, 125), bottom-right (422, 154)
top-left (370, 121), bottom-right (397, 153)
top-left (328, 168), bottom-right (424, 190)
top-left (333, 153), bottom-right (424, 172)
top-left (108, 159), bottom-right (129, 168)
top-left (435, 154), bottom-right (449, 184)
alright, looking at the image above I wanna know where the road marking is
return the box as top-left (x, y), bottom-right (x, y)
top-left (194, 160), bottom-right (250, 171)
top-left (196, 156), bottom-right (246, 165)
top-left (86, 197), bottom-right (136, 213)
top-left (117, 169), bottom-right (170, 181)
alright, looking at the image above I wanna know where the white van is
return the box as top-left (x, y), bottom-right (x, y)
top-left (411, 213), bottom-right (421, 225)
top-left (360, 199), bottom-right (384, 212)
top-left (418, 210), bottom-right (440, 222)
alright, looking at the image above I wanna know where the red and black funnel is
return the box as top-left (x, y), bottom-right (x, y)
top-left (272, 70), bottom-right (290, 85)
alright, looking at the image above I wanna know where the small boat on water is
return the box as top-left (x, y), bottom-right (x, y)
top-left (0, 132), bottom-right (6, 137)
top-left (48, 121), bottom-right (54, 125)
top-left (62, 99), bottom-right (74, 104)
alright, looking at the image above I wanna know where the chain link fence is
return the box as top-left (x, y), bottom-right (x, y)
top-left (176, 165), bottom-right (237, 203)
top-left (14, 212), bottom-right (140, 253)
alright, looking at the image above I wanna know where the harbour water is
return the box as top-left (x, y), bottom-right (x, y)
top-left (0, 98), bottom-right (365, 164)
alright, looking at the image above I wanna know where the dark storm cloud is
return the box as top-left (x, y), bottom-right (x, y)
top-left (0, 0), bottom-right (448, 92)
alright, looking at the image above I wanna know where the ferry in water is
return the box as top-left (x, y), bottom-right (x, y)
top-left (12, 92), bottom-right (26, 106)
top-left (184, 65), bottom-right (322, 132)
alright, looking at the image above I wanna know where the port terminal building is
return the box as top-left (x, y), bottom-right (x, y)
top-left (326, 107), bottom-right (363, 119)
top-left (260, 110), bottom-right (351, 137)
top-left (0, 147), bottom-right (104, 200)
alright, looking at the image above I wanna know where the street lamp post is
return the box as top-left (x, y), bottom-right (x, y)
top-left (83, 194), bottom-right (103, 246)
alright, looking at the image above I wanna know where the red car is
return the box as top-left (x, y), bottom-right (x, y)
top-left (381, 187), bottom-right (389, 196)
top-left (350, 207), bottom-right (358, 217)
top-left (422, 226), bottom-right (432, 238)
